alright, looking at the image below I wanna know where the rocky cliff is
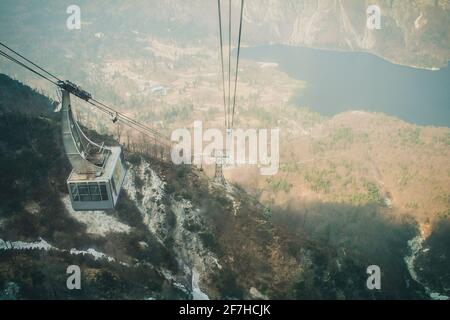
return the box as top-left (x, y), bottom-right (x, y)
top-left (242, 0), bottom-right (450, 68)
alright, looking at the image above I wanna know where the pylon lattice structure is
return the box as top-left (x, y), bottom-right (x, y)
top-left (214, 149), bottom-right (226, 183)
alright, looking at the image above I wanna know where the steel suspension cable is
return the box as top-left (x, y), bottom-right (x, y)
top-left (228, 0), bottom-right (232, 128)
top-left (0, 44), bottom-right (170, 146)
top-left (0, 49), bottom-right (59, 86)
top-left (217, 0), bottom-right (228, 128)
top-left (90, 98), bottom-right (169, 140)
top-left (231, 0), bottom-right (244, 128)
top-left (0, 41), bottom-right (61, 82)
top-left (87, 100), bottom-right (171, 148)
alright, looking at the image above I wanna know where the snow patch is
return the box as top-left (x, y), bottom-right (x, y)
top-left (123, 161), bottom-right (167, 238)
top-left (0, 282), bottom-right (20, 300)
top-left (192, 269), bottom-right (209, 300)
top-left (404, 232), bottom-right (449, 300)
top-left (170, 197), bottom-right (220, 299)
top-left (224, 181), bottom-right (240, 216)
top-left (0, 238), bottom-right (119, 264)
top-left (249, 287), bottom-right (269, 300)
top-left (70, 248), bottom-right (115, 262)
top-left (0, 237), bottom-right (56, 251)
top-left (173, 282), bottom-right (189, 294)
top-left (124, 157), bottom-right (220, 299)
top-left (414, 13), bottom-right (427, 30)
top-left (24, 201), bottom-right (40, 215)
top-left (62, 196), bottom-right (131, 236)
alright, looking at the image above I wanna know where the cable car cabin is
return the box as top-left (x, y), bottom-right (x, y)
top-left (67, 147), bottom-right (126, 211)
top-left (60, 88), bottom-right (126, 211)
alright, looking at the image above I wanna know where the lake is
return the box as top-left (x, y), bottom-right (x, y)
top-left (242, 45), bottom-right (450, 127)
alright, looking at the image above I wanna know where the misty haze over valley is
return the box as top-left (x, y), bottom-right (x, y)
top-left (0, 0), bottom-right (449, 301)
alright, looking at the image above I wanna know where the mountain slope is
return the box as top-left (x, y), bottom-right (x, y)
top-left (1, 0), bottom-right (448, 69)
top-left (0, 74), bottom-right (446, 299)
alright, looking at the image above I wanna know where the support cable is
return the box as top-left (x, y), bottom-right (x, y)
top-left (0, 41), bottom-right (61, 82)
top-left (231, 0), bottom-right (244, 128)
top-left (217, 0), bottom-right (228, 128)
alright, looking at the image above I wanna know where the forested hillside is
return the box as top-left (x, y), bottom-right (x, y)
top-left (0, 74), bottom-right (447, 299)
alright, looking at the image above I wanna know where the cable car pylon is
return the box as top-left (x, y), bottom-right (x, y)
top-left (216, 0), bottom-right (245, 184)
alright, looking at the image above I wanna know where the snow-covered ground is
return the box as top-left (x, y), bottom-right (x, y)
top-left (170, 197), bottom-right (222, 300)
top-left (123, 161), bottom-right (167, 240)
top-left (1, 157), bottom-right (226, 299)
top-left (249, 287), bottom-right (269, 300)
top-left (62, 196), bottom-right (131, 236)
top-left (192, 268), bottom-right (209, 300)
top-left (124, 157), bottom-right (220, 299)
top-left (0, 238), bottom-right (55, 251)
top-left (69, 248), bottom-right (115, 262)
top-left (404, 231), bottom-right (449, 301)
top-left (0, 237), bottom-right (118, 263)
top-left (224, 181), bottom-right (240, 216)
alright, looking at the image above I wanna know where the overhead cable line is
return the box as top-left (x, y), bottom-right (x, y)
top-left (0, 49), bottom-right (59, 86)
top-left (228, 0), bottom-right (232, 127)
top-left (0, 43), bottom-right (170, 147)
top-left (231, 0), bottom-right (244, 128)
top-left (0, 41), bottom-right (61, 82)
top-left (216, 0), bottom-right (244, 130)
top-left (91, 98), bottom-right (168, 141)
top-left (217, 0), bottom-right (228, 128)
top-left (86, 98), bottom-right (171, 147)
